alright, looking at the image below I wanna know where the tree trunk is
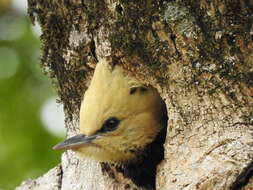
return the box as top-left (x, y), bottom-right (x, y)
top-left (17, 0), bottom-right (253, 189)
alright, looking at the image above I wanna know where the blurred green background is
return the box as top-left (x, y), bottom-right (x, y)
top-left (0, 0), bottom-right (65, 189)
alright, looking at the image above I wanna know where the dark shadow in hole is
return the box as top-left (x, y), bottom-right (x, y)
top-left (118, 125), bottom-right (167, 189)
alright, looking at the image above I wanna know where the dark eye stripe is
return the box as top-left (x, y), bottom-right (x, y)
top-left (130, 87), bottom-right (138, 94)
top-left (140, 87), bottom-right (148, 93)
top-left (129, 87), bottom-right (148, 95)
top-left (97, 117), bottom-right (120, 133)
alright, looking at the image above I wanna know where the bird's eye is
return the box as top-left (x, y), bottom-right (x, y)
top-left (99, 117), bottom-right (120, 133)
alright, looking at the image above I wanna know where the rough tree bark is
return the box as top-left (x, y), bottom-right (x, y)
top-left (17, 0), bottom-right (253, 190)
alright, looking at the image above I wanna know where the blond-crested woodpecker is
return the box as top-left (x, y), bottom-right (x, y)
top-left (54, 59), bottom-right (167, 188)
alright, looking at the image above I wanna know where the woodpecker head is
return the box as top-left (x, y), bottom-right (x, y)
top-left (54, 59), bottom-right (167, 163)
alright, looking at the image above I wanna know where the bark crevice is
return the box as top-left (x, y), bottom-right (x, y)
top-left (231, 161), bottom-right (253, 190)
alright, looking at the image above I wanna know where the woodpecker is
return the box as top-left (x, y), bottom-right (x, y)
top-left (53, 59), bottom-right (167, 187)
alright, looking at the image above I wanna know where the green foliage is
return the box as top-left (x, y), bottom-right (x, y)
top-left (0, 14), bottom-right (62, 190)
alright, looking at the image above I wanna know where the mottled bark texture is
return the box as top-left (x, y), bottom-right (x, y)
top-left (17, 0), bottom-right (253, 189)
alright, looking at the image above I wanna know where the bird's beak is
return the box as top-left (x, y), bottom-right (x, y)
top-left (53, 134), bottom-right (98, 150)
